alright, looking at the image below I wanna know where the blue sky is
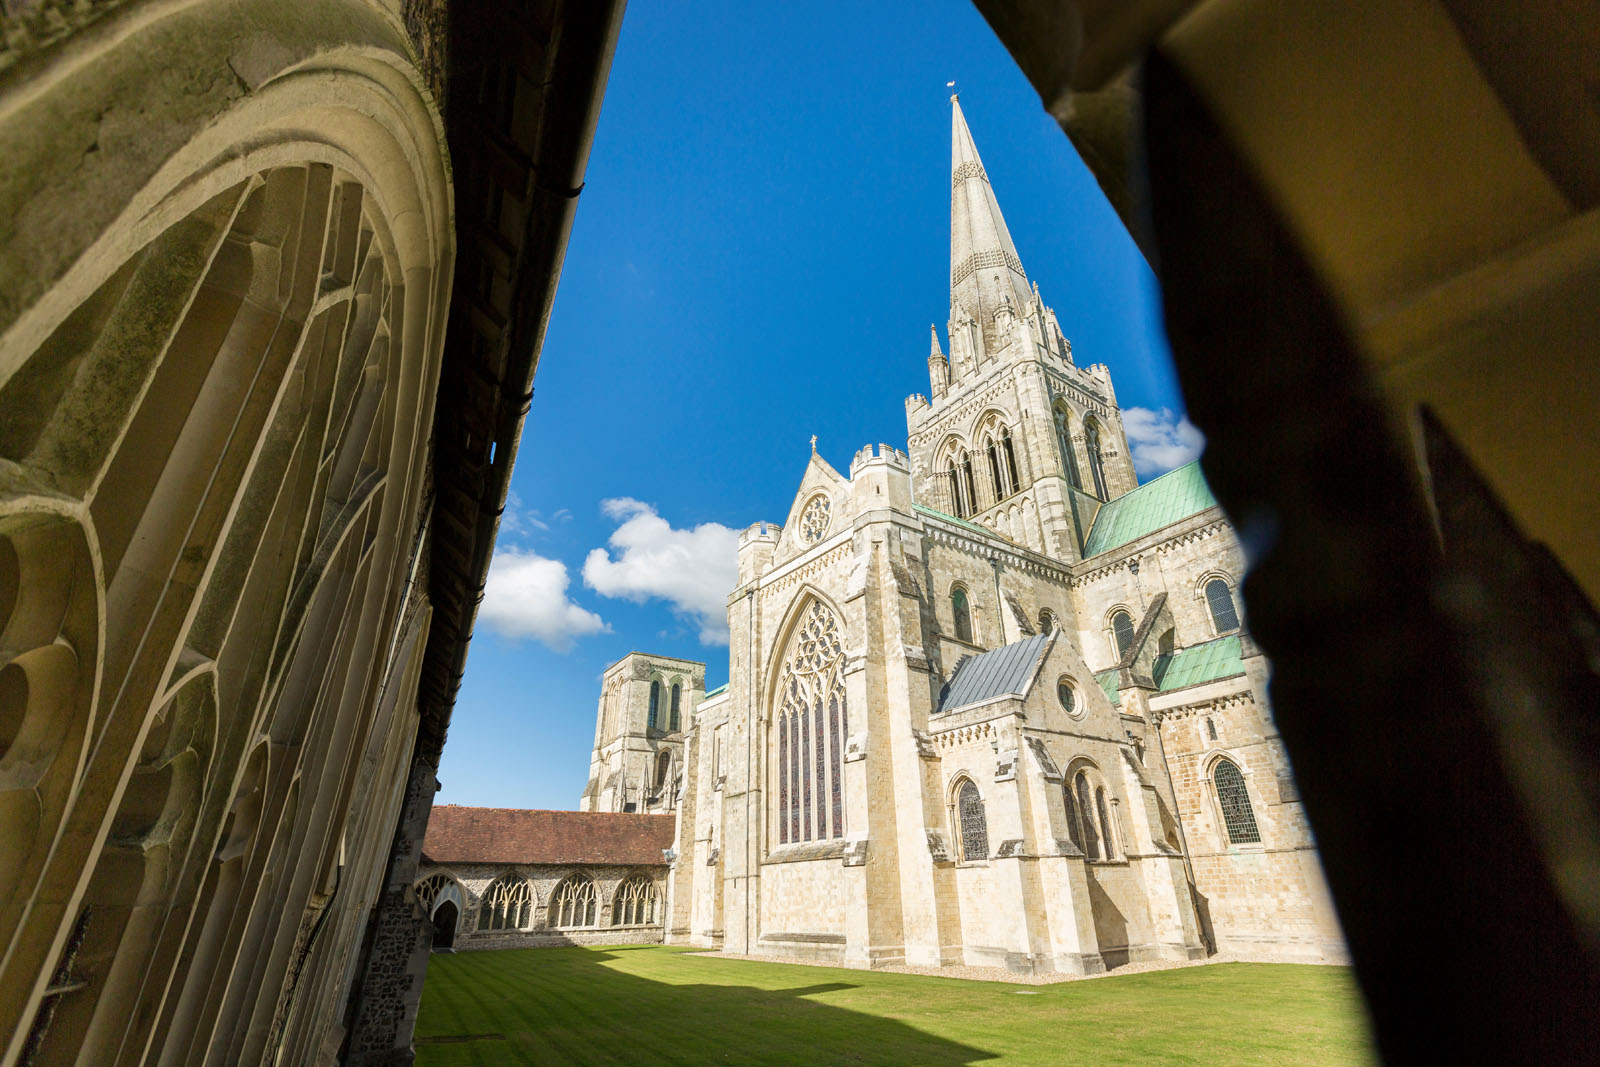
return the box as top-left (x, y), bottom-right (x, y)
top-left (435, 1), bottom-right (1194, 811)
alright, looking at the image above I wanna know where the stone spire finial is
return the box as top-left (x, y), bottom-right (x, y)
top-left (950, 97), bottom-right (1032, 355)
top-left (929, 324), bottom-right (944, 359)
top-left (810, 434), bottom-right (818, 454)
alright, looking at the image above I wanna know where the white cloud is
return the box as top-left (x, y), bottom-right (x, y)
top-left (1121, 406), bottom-right (1206, 478)
top-left (479, 549), bottom-right (609, 651)
top-left (583, 499), bottom-right (740, 646)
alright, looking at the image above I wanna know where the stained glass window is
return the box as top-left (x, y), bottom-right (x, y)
top-left (778, 713), bottom-right (788, 843)
top-left (1215, 760), bottom-right (1261, 844)
top-left (1111, 610), bottom-right (1135, 659)
top-left (612, 876), bottom-right (657, 926)
top-left (550, 877), bottom-right (596, 928)
top-left (773, 599), bottom-right (847, 844)
top-left (1206, 578), bottom-right (1240, 634)
top-left (478, 876), bottom-right (533, 931)
top-left (952, 587), bottom-right (973, 643)
top-left (1075, 773), bottom-right (1100, 860)
top-left (957, 781), bottom-right (989, 862)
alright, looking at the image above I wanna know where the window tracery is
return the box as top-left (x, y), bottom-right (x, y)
top-left (799, 494), bottom-right (832, 544)
top-left (1214, 760), bottom-right (1261, 844)
top-left (956, 780), bottom-right (989, 862)
top-left (478, 876), bottom-right (533, 931)
top-left (773, 599), bottom-right (847, 844)
top-left (612, 876), bottom-right (657, 926)
top-left (550, 876), bottom-right (598, 928)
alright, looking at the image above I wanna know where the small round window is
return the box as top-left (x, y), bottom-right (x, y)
top-left (1057, 678), bottom-right (1082, 717)
top-left (799, 494), bottom-right (832, 544)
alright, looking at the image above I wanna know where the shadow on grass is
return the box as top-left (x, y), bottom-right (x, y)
top-left (416, 946), bottom-right (997, 1066)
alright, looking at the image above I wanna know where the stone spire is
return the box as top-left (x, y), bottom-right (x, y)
top-left (927, 324), bottom-right (949, 400)
top-left (949, 96), bottom-right (1032, 357)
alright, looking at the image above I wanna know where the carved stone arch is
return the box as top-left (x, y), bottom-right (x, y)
top-left (412, 870), bottom-right (465, 921)
top-left (766, 591), bottom-right (849, 847)
top-left (759, 585), bottom-right (847, 715)
top-left (0, 23), bottom-right (453, 1059)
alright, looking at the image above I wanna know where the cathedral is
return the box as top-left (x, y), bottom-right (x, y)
top-left (582, 99), bottom-right (1346, 973)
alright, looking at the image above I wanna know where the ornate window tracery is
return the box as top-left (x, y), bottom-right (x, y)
top-left (550, 876), bottom-right (598, 928)
top-left (478, 876), bottom-right (533, 931)
top-left (1214, 760), bottom-right (1261, 844)
top-left (956, 780), bottom-right (989, 862)
top-left (773, 599), bottom-right (847, 844)
top-left (612, 876), bottom-right (657, 926)
top-left (799, 494), bottom-right (832, 544)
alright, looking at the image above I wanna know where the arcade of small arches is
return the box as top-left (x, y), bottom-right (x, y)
top-left (648, 675), bottom-right (684, 733)
top-left (410, 869), bottom-right (665, 945)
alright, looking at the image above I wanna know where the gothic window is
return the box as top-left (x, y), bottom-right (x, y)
top-left (1206, 578), bottom-right (1241, 634)
top-left (478, 876), bottom-right (533, 931)
top-left (414, 873), bottom-right (453, 917)
top-left (648, 680), bottom-right (661, 730)
top-left (655, 751), bottom-right (671, 790)
top-left (1214, 760), bottom-right (1261, 844)
top-left (1095, 787), bottom-right (1117, 860)
top-left (1110, 609), bottom-right (1135, 660)
top-left (1055, 407), bottom-right (1083, 491)
top-left (773, 599), bottom-right (847, 844)
top-left (799, 494), bottom-right (832, 544)
top-left (1000, 425), bottom-right (1021, 492)
top-left (612, 876), bottom-right (657, 926)
top-left (670, 682), bottom-right (682, 731)
top-left (986, 436), bottom-right (1005, 501)
top-left (550, 876), bottom-right (598, 928)
top-left (1084, 417), bottom-right (1109, 500)
top-left (956, 780), bottom-right (989, 862)
top-left (1062, 783), bottom-right (1082, 850)
top-left (1074, 772), bottom-right (1101, 860)
top-left (951, 586), bottom-right (973, 643)
top-left (1038, 608), bottom-right (1058, 632)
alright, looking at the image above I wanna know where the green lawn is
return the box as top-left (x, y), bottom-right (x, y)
top-left (415, 945), bottom-right (1376, 1066)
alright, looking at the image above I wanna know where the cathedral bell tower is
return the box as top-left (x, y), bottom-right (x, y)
top-left (906, 97), bottom-right (1140, 561)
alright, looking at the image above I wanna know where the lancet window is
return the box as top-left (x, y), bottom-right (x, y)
top-left (655, 751), bottom-right (671, 790)
top-left (1206, 578), bottom-right (1241, 635)
top-left (1000, 425), bottom-right (1021, 493)
top-left (648, 680), bottom-right (662, 730)
top-left (1084, 417), bottom-right (1109, 500)
top-left (951, 586), bottom-right (974, 644)
top-left (773, 599), bottom-right (848, 845)
top-left (612, 876), bottom-right (658, 926)
top-left (1054, 407), bottom-right (1083, 491)
top-left (1074, 772), bottom-right (1101, 860)
top-left (1214, 760), bottom-right (1261, 845)
top-left (986, 435), bottom-right (1005, 501)
top-left (956, 780), bottom-right (989, 862)
top-left (550, 876), bottom-right (598, 928)
top-left (1110, 609), bottom-right (1135, 660)
top-left (478, 876), bottom-right (533, 931)
top-left (670, 682), bottom-right (682, 731)
top-left (945, 448), bottom-right (978, 518)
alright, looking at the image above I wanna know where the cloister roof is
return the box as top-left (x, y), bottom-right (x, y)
top-left (422, 807), bottom-right (675, 866)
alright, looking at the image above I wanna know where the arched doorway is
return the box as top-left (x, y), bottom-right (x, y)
top-left (432, 900), bottom-right (458, 951)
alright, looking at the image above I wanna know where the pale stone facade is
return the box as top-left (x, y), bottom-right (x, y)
top-left (579, 653), bottom-right (704, 814)
top-left (661, 99), bottom-right (1346, 973)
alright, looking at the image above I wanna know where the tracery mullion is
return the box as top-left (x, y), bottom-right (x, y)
top-left (813, 696), bottom-right (825, 838)
top-left (777, 712), bottom-right (788, 844)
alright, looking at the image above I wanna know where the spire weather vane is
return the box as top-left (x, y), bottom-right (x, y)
top-left (947, 79), bottom-right (957, 102)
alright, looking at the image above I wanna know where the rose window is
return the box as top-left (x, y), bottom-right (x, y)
top-left (799, 495), bottom-right (832, 544)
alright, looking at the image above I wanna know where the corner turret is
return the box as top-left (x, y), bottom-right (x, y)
top-left (737, 521), bottom-right (781, 585)
top-left (927, 325), bottom-right (950, 401)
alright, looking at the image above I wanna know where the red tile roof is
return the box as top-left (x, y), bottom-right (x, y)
top-left (421, 807), bottom-right (676, 866)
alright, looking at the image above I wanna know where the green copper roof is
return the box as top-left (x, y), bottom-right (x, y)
top-left (1094, 669), bottom-right (1121, 708)
top-left (1153, 635), bottom-right (1245, 692)
top-left (914, 502), bottom-right (999, 539)
top-left (1082, 461), bottom-right (1220, 558)
top-left (703, 683), bottom-right (728, 699)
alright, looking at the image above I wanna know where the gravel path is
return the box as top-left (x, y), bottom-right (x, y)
top-left (693, 949), bottom-right (1332, 986)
